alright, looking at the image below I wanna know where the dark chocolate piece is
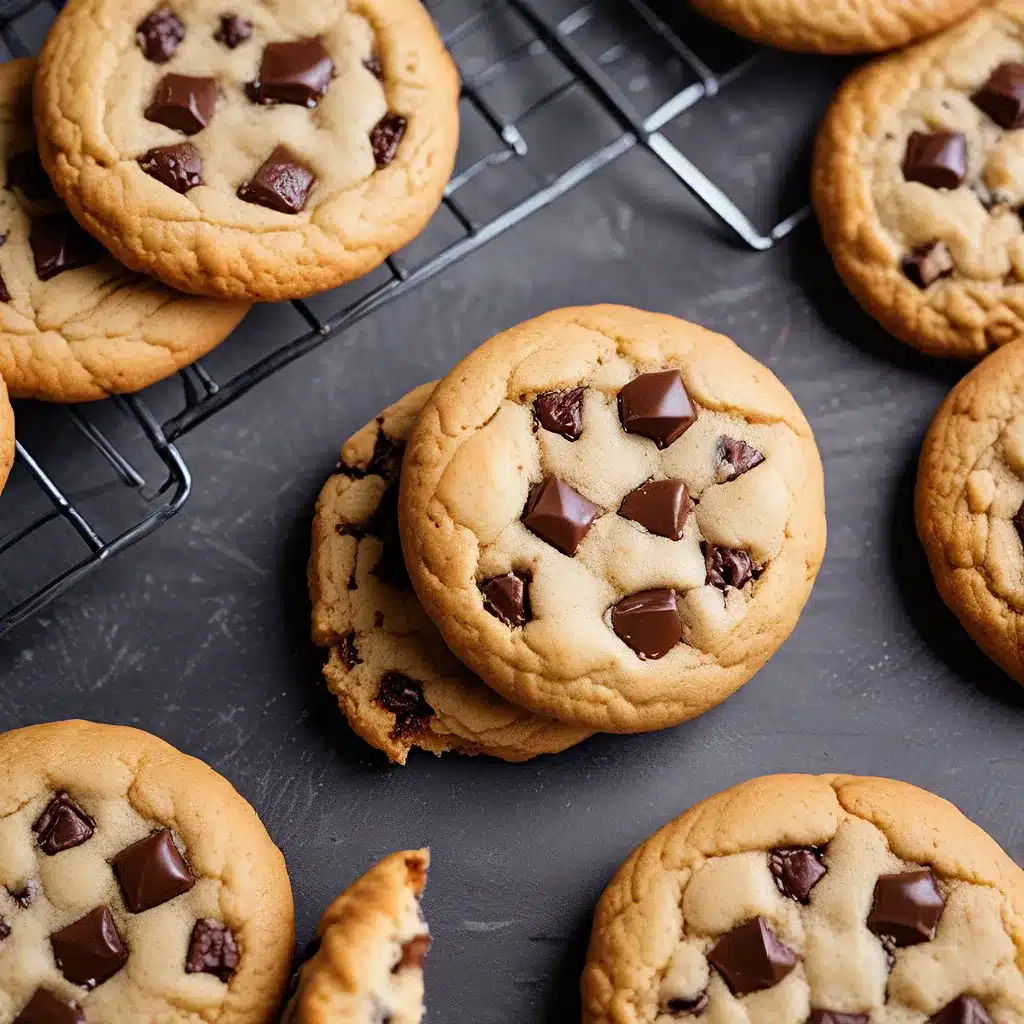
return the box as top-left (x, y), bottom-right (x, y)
top-left (480, 572), bottom-right (530, 627)
top-left (237, 146), bottom-right (315, 214)
top-left (973, 62), bottom-right (1024, 129)
top-left (769, 847), bottom-right (827, 904)
top-left (338, 632), bottom-right (361, 670)
top-left (618, 479), bottom-right (692, 541)
top-left (522, 475), bottom-right (601, 556)
top-left (247, 39), bottom-right (334, 107)
top-left (138, 142), bottom-right (203, 194)
top-left (145, 74), bottom-right (218, 135)
top-left (1015, 501), bottom-right (1024, 545)
top-left (10, 881), bottom-right (37, 907)
top-left (0, 919), bottom-right (9, 940)
top-left (394, 934), bottom-right (430, 971)
top-left (707, 917), bottom-right (798, 996)
top-left (33, 792), bottom-right (96, 855)
top-left (370, 112), bottom-right (406, 169)
top-left (50, 906), bottom-right (128, 988)
top-left (902, 132), bottom-right (967, 190)
top-left (534, 387), bottom-right (584, 441)
top-left (30, 214), bottom-right (101, 282)
top-left (136, 7), bottom-right (185, 63)
top-left (926, 996), bottom-right (993, 1024)
top-left (377, 672), bottom-right (433, 736)
top-left (902, 240), bottom-right (954, 289)
top-left (618, 370), bottom-right (697, 448)
top-left (0, 272), bottom-right (10, 303)
top-left (867, 869), bottom-right (945, 947)
top-left (609, 588), bottom-right (681, 660)
top-left (13, 989), bottom-right (85, 1024)
top-left (186, 919), bottom-right (240, 981)
top-left (705, 545), bottom-right (754, 590)
top-left (6, 151), bottom-right (55, 201)
top-left (367, 427), bottom-right (404, 480)
top-left (112, 828), bottom-right (196, 913)
top-left (214, 13), bottom-right (252, 48)
top-left (716, 437), bottom-right (765, 482)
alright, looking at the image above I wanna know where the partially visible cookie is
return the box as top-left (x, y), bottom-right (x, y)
top-left (35, 0), bottom-right (460, 301)
top-left (582, 773), bottom-right (1024, 1024)
top-left (814, 4), bottom-right (1024, 359)
top-left (282, 850), bottom-right (430, 1024)
top-left (0, 719), bottom-right (294, 1023)
top-left (308, 382), bottom-right (592, 764)
top-left (0, 59), bottom-right (248, 402)
top-left (0, 373), bottom-right (13, 497)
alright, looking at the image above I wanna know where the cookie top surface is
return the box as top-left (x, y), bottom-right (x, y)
top-left (283, 850), bottom-right (429, 1024)
top-left (689, 0), bottom-right (979, 54)
top-left (813, 3), bottom-right (1024, 359)
top-left (0, 719), bottom-right (294, 1024)
top-left (0, 59), bottom-right (248, 402)
top-left (308, 382), bottom-right (592, 764)
top-left (0, 375), bottom-right (12, 498)
top-left (397, 305), bottom-right (826, 733)
top-left (915, 336), bottom-right (1024, 685)
top-left (582, 773), bottom-right (1024, 1024)
top-left (34, 0), bottom-right (459, 301)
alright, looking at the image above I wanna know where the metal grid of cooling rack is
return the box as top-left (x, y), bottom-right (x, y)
top-left (0, 0), bottom-right (811, 637)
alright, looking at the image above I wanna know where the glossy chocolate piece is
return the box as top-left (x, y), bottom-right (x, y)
top-left (716, 436), bottom-right (765, 482)
top-left (377, 673), bottom-right (433, 735)
top-left (370, 112), bottom-right (407, 169)
top-left (395, 934), bottom-right (431, 971)
top-left (237, 146), bottom-right (315, 214)
top-left (664, 991), bottom-right (709, 1015)
top-left (30, 214), bottom-right (100, 282)
top-left (927, 996), bottom-right (993, 1024)
top-left (522, 475), bottom-right (601, 556)
top-left (6, 151), bottom-right (55, 201)
top-left (902, 132), bottom-right (967, 190)
top-left (33, 792), bottom-right (96, 855)
top-left (902, 240), bottom-right (954, 289)
top-left (534, 387), bottom-right (584, 440)
top-left (973, 62), bottom-right (1024, 129)
top-left (769, 846), bottom-right (827, 904)
top-left (707, 917), bottom-right (798, 996)
top-left (480, 572), bottom-right (530, 627)
top-left (136, 7), bottom-right (185, 63)
top-left (618, 370), bottom-right (696, 448)
top-left (705, 545), bottom-right (753, 590)
top-left (138, 142), bottom-right (203, 194)
top-left (247, 38), bottom-right (334, 107)
top-left (186, 918), bottom-right (239, 981)
top-left (609, 588), bottom-right (681, 660)
top-left (366, 428), bottom-right (405, 480)
top-left (13, 990), bottom-right (85, 1024)
top-left (113, 828), bottom-right (196, 913)
top-left (50, 906), bottom-right (128, 988)
top-left (807, 1014), bottom-right (869, 1024)
top-left (867, 869), bottom-right (945, 947)
top-left (214, 13), bottom-right (252, 48)
top-left (618, 479), bottom-right (691, 540)
top-left (146, 75), bottom-right (218, 136)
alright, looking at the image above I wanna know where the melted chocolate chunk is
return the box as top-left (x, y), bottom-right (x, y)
top-left (480, 572), bottom-right (531, 627)
top-left (145, 74), bottom-right (218, 136)
top-left (10, 880), bottom-right (37, 907)
top-left (377, 672), bottom-right (433, 735)
top-left (30, 214), bottom-right (101, 282)
top-left (902, 240), bottom-right (954, 289)
top-left (770, 847), bottom-right (826, 904)
top-left (705, 545), bottom-right (753, 590)
top-left (50, 906), bottom-right (128, 988)
top-left (707, 917), bottom-right (798, 996)
top-left (338, 631), bottom-right (361, 669)
top-left (113, 828), bottom-right (196, 913)
top-left (237, 147), bottom-right (315, 214)
top-left (867, 869), bottom-right (945, 947)
top-left (370, 112), bottom-right (407, 169)
top-left (33, 792), bottom-right (96, 855)
top-left (609, 588), bottom-right (681, 660)
top-left (136, 7), bottom-right (185, 63)
top-left (186, 919), bottom-right (240, 981)
top-left (716, 436), bottom-right (765, 482)
top-left (0, 272), bottom-right (10, 304)
top-left (534, 387), bottom-right (584, 441)
top-left (394, 934), bottom-right (431, 971)
top-left (618, 479), bottom-right (692, 541)
top-left (902, 132), bottom-right (967, 190)
top-left (522, 475), bottom-right (601, 556)
top-left (807, 1014), bottom-right (869, 1024)
top-left (214, 13), bottom-right (252, 48)
top-left (618, 370), bottom-right (697, 449)
top-left (247, 39), bottom-right (334, 107)
top-left (665, 992), bottom-right (709, 1016)
top-left (6, 151), bottom-right (55, 201)
top-left (13, 990), bottom-right (85, 1024)
top-left (367, 426), bottom-right (405, 480)
top-left (138, 142), bottom-right (203, 194)
top-left (927, 996), bottom-right (993, 1024)
top-left (973, 62), bottom-right (1024, 129)
top-left (364, 53), bottom-right (383, 79)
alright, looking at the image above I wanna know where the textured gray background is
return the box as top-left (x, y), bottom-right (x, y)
top-left (1, 4), bottom-right (1023, 1021)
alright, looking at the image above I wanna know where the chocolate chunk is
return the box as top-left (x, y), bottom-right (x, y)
top-left (50, 906), bottom-right (128, 988)
top-left (480, 572), bottom-right (531, 627)
top-left (618, 479), bottom-right (692, 541)
top-left (867, 869), bottom-right (945, 947)
top-left (377, 672), bottom-right (433, 736)
top-left (769, 847), bottom-right (827, 904)
top-left (394, 934), bottom-right (430, 971)
top-left (0, 919), bottom-right (9, 940)
top-left (237, 146), bottom-right (316, 214)
top-left (186, 919), bottom-right (240, 982)
top-left (927, 996), bottom-right (993, 1024)
top-left (13, 990), bottom-right (85, 1024)
top-left (973, 62), bottom-right (1024, 129)
top-left (902, 240), bottom-right (954, 289)
top-left (610, 588), bottom-right (681, 660)
top-left (534, 387), bottom-right (584, 441)
top-left (146, 75), bottom-right (218, 136)
top-left (0, 273), bottom-right (10, 303)
top-left (707, 917), bottom-right (798, 996)
top-left (807, 1014), bottom-right (869, 1024)
top-left (522, 475), bottom-right (601, 556)
top-left (665, 992), bottom-right (709, 1015)
top-left (705, 545), bottom-right (753, 590)
top-left (214, 13), bottom-right (252, 48)
top-left (338, 632), bottom-right (361, 669)
top-left (136, 7), bottom-right (185, 63)
top-left (370, 112), bottom-right (407, 169)
top-left (618, 370), bottom-right (697, 448)
top-left (902, 132), bottom-right (967, 190)
top-left (33, 792), bottom-right (96, 855)
top-left (367, 427), bottom-right (405, 480)
top-left (716, 437), bottom-right (765, 482)
top-left (30, 214), bottom-right (101, 282)
top-left (364, 53), bottom-right (383, 79)
top-left (247, 39), bottom-right (334, 107)
top-left (113, 828), bottom-right (196, 913)
top-left (6, 151), bottom-right (55, 201)
top-left (10, 880), bottom-right (37, 907)
top-left (138, 142), bottom-right (203, 194)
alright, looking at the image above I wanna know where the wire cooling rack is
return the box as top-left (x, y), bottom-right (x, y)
top-left (0, 0), bottom-right (819, 636)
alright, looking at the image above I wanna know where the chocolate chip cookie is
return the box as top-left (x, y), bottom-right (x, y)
top-left (398, 306), bottom-right (826, 732)
top-left (309, 382), bottom-right (592, 763)
top-left (813, 5), bottom-right (1024, 359)
top-left (583, 773), bottom-right (1024, 1024)
top-left (34, 0), bottom-right (459, 301)
top-left (0, 719), bottom-right (294, 1022)
top-left (0, 59), bottom-right (249, 402)
top-left (0, 373), bottom-right (13, 498)
top-left (282, 850), bottom-right (430, 1024)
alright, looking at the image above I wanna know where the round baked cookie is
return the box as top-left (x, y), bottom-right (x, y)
top-left (282, 850), bottom-right (429, 1024)
top-left (0, 719), bottom-right (294, 1023)
top-left (34, 0), bottom-right (460, 302)
top-left (689, 0), bottom-right (980, 55)
top-left (398, 305), bottom-right (826, 733)
top-left (582, 773), bottom-right (1024, 1024)
top-left (0, 374), bottom-right (13, 498)
top-left (0, 59), bottom-right (248, 403)
top-left (309, 382), bottom-right (592, 763)
top-left (811, 3), bottom-right (1024, 360)
top-left (915, 337), bottom-right (1024, 685)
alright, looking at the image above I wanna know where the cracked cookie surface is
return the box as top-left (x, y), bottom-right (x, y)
top-left (812, 2), bottom-right (1024, 359)
top-left (0, 59), bottom-right (248, 402)
top-left (308, 382), bottom-right (592, 763)
top-left (397, 306), bottom-right (826, 733)
top-left (0, 719), bottom-right (294, 1023)
top-left (282, 850), bottom-right (429, 1024)
top-left (34, 0), bottom-right (459, 301)
top-left (582, 773), bottom-right (1024, 1024)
